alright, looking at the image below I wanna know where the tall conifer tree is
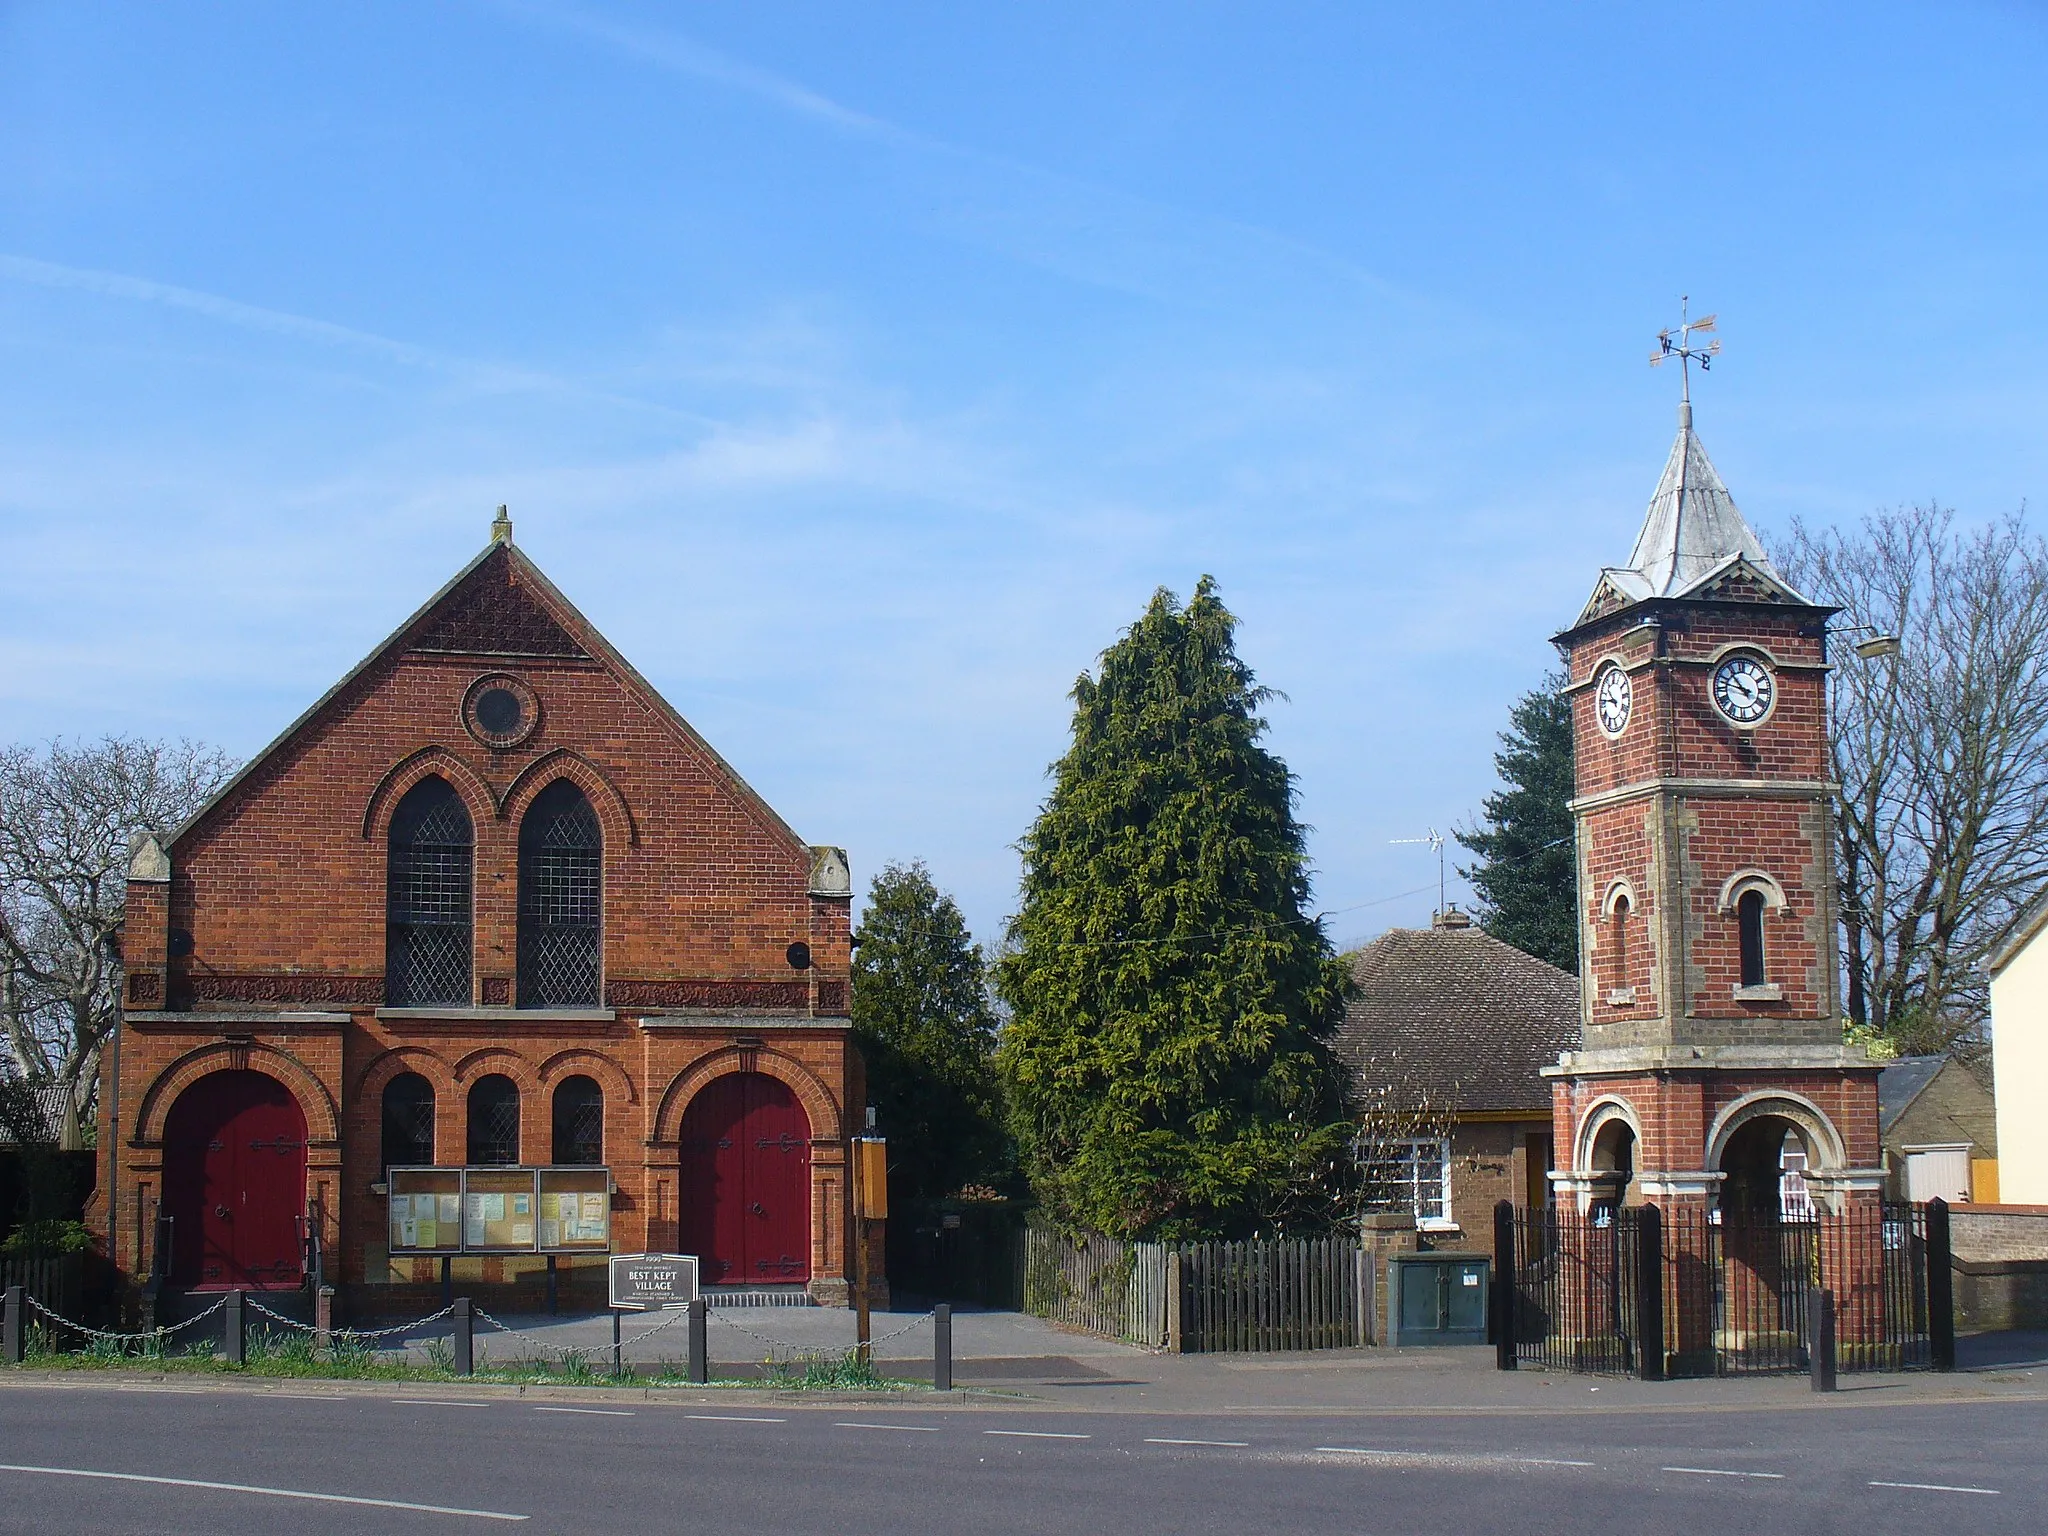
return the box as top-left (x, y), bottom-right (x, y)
top-left (850, 861), bottom-right (1008, 1202)
top-left (1454, 672), bottom-right (1578, 972)
top-left (997, 579), bottom-right (1353, 1241)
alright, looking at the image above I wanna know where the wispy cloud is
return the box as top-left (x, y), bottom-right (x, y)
top-left (485, 0), bottom-right (1423, 316)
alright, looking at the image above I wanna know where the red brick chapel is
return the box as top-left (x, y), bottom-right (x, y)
top-left (92, 513), bottom-right (863, 1313)
top-left (1548, 396), bottom-right (1883, 1220)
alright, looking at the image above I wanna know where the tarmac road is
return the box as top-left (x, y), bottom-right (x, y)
top-left (0, 1378), bottom-right (2041, 1535)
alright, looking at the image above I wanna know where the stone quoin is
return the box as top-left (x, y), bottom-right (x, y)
top-left (91, 513), bottom-right (866, 1314)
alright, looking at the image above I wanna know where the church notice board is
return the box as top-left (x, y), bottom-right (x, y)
top-left (387, 1167), bottom-right (611, 1256)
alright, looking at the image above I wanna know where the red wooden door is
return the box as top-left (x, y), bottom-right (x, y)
top-left (162, 1071), bottom-right (307, 1290)
top-left (679, 1073), bottom-right (811, 1285)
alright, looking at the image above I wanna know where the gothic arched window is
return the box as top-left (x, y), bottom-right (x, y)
top-left (552, 1075), bottom-right (604, 1165)
top-left (467, 1075), bottom-right (521, 1165)
top-left (385, 777), bottom-right (474, 1007)
top-left (381, 1072), bottom-right (436, 1173)
top-left (1737, 888), bottom-right (1768, 989)
top-left (517, 781), bottom-right (602, 1009)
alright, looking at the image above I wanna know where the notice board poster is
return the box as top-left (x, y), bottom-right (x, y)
top-left (388, 1168), bottom-right (463, 1254)
top-left (463, 1167), bottom-right (540, 1251)
top-left (539, 1168), bottom-right (611, 1252)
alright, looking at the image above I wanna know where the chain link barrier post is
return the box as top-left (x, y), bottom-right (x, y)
top-left (1927, 1197), bottom-right (1955, 1372)
top-left (223, 1290), bottom-right (246, 1366)
top-left (688, 1297), bottom-right (708, 1384)
top-left (452, 1297), bottom-right (474, 1376)
top-left (933, 1303), bottom-right (951, 1391)
top-left (315, 1286), bottom-right (334, 1353)
top-left (3, 1285), bottom-right (22, 1365)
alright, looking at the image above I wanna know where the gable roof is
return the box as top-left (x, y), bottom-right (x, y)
top-left (1990, 882), bottom-right (2048, 975)
top-left (168, 532), bottom-right (806, 855)
top-left (0, 1083), bottom-right (72, 1146)
top-left (1572, 404), bottom-right (1815, 628)
top-left (1330, 923), bottom-right (1581, 1115)
top-left (1877, 1055), bottom-right (1946, 1136)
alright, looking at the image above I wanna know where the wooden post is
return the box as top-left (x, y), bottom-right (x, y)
top-left (1166, 1250), bottom-right (1185, 1353)
top-left (611, 1310), bottom-right (623, 1378)
top-left (452, 1297), bottom-right (473, 1376)
top-left (933, 1303), bottom-right (952, 1391)
top-left (315, 1285), bottom-right (334, 1353)
top-left (1927, 1198), bottom-right (1955, 1372)
top-left (223, 1289), bottom-right (245, 1366)
top-left (546, 1254), bottom-right (558, 1316)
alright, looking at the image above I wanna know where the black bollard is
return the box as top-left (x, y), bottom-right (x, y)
top-left (2, 1285), bottom-right (21, 1365)
top-left (688, 1297), bottom-right (708, 1384)
top-left (224, 1290), bottom-right (246, 1366)
top-left (611, 1309), bottom-right (623, 1378)
top-left (1808, 1287), bottom-right (1837, 1393)
top-left (933, 1303), bottom-right (952, 1392)
top-left (452, 1297), bottom-right (474, 1376)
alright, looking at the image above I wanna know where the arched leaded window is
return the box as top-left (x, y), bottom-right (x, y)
top-left (552, 1075), bottom-right (604, 1165)
top-left (517, 780), bottom-right (602, 1008)
top-left (385, 777), bottom-right (474, 1007)
top-left (467, 1075), bottom-right (520, 1165)
top-left (1738, 888), bottom-right (1768, 989)
top-left (381, 1072), bottom-right (435, 1174)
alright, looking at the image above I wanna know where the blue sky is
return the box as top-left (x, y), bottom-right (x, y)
top-left (3, 2), bottom-right (2045, 951)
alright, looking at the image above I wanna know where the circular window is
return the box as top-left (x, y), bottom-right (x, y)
top-left (462, 674), bottom-right (540, 749)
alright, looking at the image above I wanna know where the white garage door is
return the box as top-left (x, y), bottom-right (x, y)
top-left (1904, 1144), bottom-right (1972, 1204)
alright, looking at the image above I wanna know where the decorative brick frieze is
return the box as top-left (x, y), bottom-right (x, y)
top-left (605, 978), bottom-right (809, 1010)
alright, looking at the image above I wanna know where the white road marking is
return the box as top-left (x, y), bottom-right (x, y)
top-left (1871, 1481), bottom-right (1999, 1496)
top-left (687, 1414), bottom-right (786, 1423)
top-left (985, 1430), bottom-right (1090, 1440)
top-left (533, 1406), bottom-right (634, 1417)
top-left (1663, 1467), bottom-right (1785, 1480)
top-left (0, 1462), bottom-right (527, 1522)
top-left (1145, 1438), bottom-right (1249, 1448)
top-left (393, 1399), bottom-right (491, 1408)
top-left (835, 1422), bottom-right (940, 1433)
top-left (1513, 1458), bottom-right (1598, 1468)
top-left (264, 1393), bottom-right (336, 1401)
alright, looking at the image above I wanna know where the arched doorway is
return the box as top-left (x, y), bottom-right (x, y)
top-left (678, 1073), bottom-right (811, 1285)
top-left (161, 1071), bottom-right (307, 1290)
top-left (1719, 1115), bottom-right (1811, 1220)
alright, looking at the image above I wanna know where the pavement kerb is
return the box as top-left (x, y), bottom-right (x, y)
top-left (0, 1366), bottom-right (2043, 1418)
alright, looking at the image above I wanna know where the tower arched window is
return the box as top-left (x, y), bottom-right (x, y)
top-left (381, 1072), bottom-right (435, 1173)
top-left (517, 781), bottom-right (602, 1009)
top-left (1611, 894), bottom-right (1631, 982)
top-left (385, 777), bottom-right (474, 1007)
top-left (467, 1075), bottom-right (521, 1165)
top-left (552, 1075), bottom-right (604, 1165)
top-left (1737, 888), bottom-right (1768, 989)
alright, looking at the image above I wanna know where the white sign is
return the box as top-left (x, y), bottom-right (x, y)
top-left (609, 1253), bottom-right (700, 1312)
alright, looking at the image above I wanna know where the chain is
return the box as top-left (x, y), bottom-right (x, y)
top-left (705, 1307), bottom-right (934, 1355)
top-left (25, 1294), bottom-right (228, 1345)
top-left (241, 1297), bottom-right (455, 1340)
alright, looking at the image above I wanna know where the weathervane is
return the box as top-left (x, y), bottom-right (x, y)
top-left (1650, 296), bottom-right (1720, 404)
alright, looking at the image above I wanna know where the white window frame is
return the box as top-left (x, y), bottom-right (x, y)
top-left (1361, 1134), bottom-right (1455, 1231)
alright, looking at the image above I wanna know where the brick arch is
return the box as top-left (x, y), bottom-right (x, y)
top-left (361, 747), bottom-right (498, 842)
top-left (1706, 1090), bottom-right (1846, 1173)
top-left (450, 1047), bottom-right (542, 1093)
top-left (1716, 868), bottom-right (1789, 913)
top-left (1572, 1094), bottom-right (1643, 1174)
top-left (653, 1046), bottom-right (841, 1145)
top-left (501, 751), bottom-right (637, 848)
top-left (536, 1048), bottom-right (636, 1106)
top-left (352, 1045), bottom-right (456, 1105)
top-left (135, 1042), bottom-right (340, 1148)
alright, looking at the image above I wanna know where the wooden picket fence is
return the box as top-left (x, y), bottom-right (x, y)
top-left (1, 1253), bottom-right (88, 1322)
top-left (1022, 1224), bottom-right (1171, 1347)
top-left (1021, 1224), bottom-right (1366, 1353)
top-left (1181, 1235), bottom-right (1363, 1353)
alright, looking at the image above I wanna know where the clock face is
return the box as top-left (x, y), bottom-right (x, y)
top-left (1594, 664), bottom-right (1632, 737)
top-left (1713, 654), bottom-right (1775, 725)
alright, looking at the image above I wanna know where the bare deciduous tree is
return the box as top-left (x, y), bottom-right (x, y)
top-left (1778, 505), bottom-right (2048, 1054)
top-left (0, 738), bottom-right (236, 1130)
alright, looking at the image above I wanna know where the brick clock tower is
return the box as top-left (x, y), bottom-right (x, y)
top-left (1548, 350), bottom-right (1882, 1220)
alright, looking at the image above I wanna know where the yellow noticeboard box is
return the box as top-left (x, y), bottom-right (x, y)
top-left (855, 1138), bottom-right (888, 1220)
